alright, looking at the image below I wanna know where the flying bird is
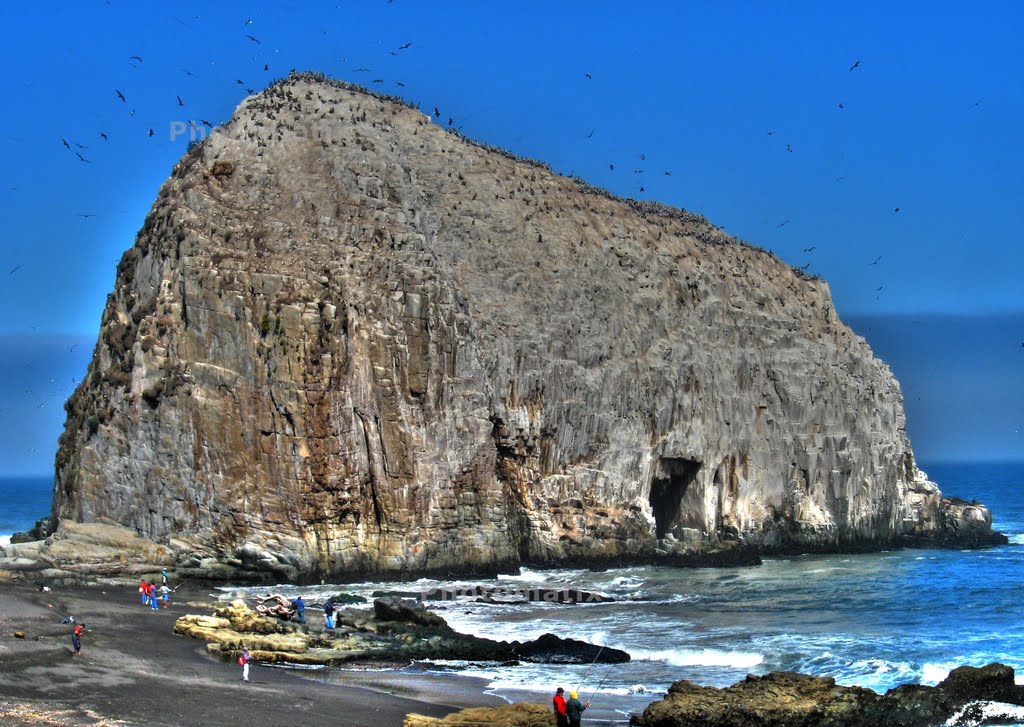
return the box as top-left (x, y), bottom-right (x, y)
top-left (849, 60), bottom-right (860, 71)
top-left (245, 34), bottom-right (261, 44)
top-left (74, 143), bottom-right (87, 149)
top-left (868, 256), bottom-right (882, 265)
top-left (398, 42), bottom-right (412, 50)
top-left (372, 79), bottom-right (384, 83)
top-left (263, 64), bottom-right (269, 71)
top-left (354, 67), bottom-right (371, 72)
top-left (586, 129), bottom-right (595, 139)
top-left (129, 55), bottom-right (143, 63)
top-left (803, 246), bottom-right (816, 252)
top-left (236, 79), bottom-right (245, 85)
top-left (177, 95), bottom-right (184, 106)
top-left (585, 72), bottom-right (592, 79)
top-left (148, 128), bottom-right (154, 137)
top-left (99, 132), bottom-right (108, 140)
top-left (77, 214), bottom-right (95, 219)
top-left (395, 81), bottom-right (405, 87)
top-left (75, 152), bottom-right (90, 163)
top-left (433, 106), bottom-right (440, 117)
top-left (61, 138), bottom-right (70, 149)
top-left (243, 18), bottom-right (252, 25)
top-left (200, 119), bottom-right (213, 127)
top-left (838, 102), bottom-right (845, 109)
top-left (116, 89), bottom-right (126, 102)
top-left (9, 265), bottom-right (20, 275)
top-left (609, 164), bottom-right (614, 171)
top-left (894, 207), bottom-right (901, 213)
top-left (786, 144), bottom-right (793, 153)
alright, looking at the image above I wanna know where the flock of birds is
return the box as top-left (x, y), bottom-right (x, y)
top-left (5, 8), bottom-right (1006, 467)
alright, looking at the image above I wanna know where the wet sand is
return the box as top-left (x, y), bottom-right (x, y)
top-left (0, 580), bottom-right (502, 726)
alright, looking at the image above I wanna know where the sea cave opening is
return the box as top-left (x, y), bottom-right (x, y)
top-left (649, 457), bottom-right (702, 539)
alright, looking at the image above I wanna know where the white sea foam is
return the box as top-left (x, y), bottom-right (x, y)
top-left (944, 701), bottom-right (1024, 726)
top-left (921, 662), bottom-right (954, 685)
top-left (1009, 533), bottom-right (1024, 545)
top-left (629, 646), bottom-right (764, 669)
top-left (0, 535), bottom-right (11, 548)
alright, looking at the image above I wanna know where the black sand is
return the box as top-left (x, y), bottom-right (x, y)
top-left (0, 581), bottom-right (502, 726)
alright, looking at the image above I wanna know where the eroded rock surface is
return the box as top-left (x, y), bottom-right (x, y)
top-left (51, 72), bottom-right (1003, 581)
top-left (629, 664), bottom-right (1024, 727)
top-left (173, 597), bottom-right (628, 666)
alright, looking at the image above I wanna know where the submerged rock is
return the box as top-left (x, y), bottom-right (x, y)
top-left (629, 663), bottom-right (1024, 727)
top-left (49, 71), bottom-right (1003, 581)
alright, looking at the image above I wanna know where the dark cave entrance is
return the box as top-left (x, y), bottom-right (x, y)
top-left (649, 457), bottom-right (702, 539)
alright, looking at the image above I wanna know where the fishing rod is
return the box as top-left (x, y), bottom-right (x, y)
top-left (589, 661), bottom-right (616, 704)
top-left (576, 643), bottom-right (606, 693)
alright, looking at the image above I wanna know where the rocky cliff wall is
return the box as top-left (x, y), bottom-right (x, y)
top-left (52, 73), bottom-right (999, 581)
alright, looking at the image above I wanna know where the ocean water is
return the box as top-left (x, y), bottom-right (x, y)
top-left (0, 476), bottom-right (52, 545)
top-left (219, 460), bottom-right (1024, 725)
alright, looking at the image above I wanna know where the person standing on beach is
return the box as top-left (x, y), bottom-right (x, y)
top-left (71, 624), bottom-right (83, 656)
top-left (553, 686), bottom-right (569, 727)
top-left (159, 583), bottom-right (171, 607)
top-left (566, 690), bottom-right (590, 727)
top-left (161, 569), bottom-right (169, 587)
top-left (323, 599), bottom-right (335, 629)
top-left (139, 579), bottom-right (148, 605)
top-left (240, 646), bottom-right (251, 681)
top-left (292, 595), bottom-right (305, 624)
top-left (149, 581), bottom-right (160, 610)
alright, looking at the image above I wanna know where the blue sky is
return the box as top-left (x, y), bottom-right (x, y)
top-left (0, 1), bottom-right (1021, 474)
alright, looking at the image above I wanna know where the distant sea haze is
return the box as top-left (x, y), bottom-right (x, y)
top-left (0, 476), bottom-right (51, 545)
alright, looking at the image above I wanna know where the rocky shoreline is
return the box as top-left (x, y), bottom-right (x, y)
top-left (173, 595), bottom-right (629, 667)
top-left (4, 566), bottom-right (1024, 726)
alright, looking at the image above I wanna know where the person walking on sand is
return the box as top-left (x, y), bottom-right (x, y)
top-left (323, 599), bottom-right (335, 629)
top-left (240, 646), bottom-right (251, 681)
top-left (553, 686), bottom-right (569, 727)
top-left (71, 624), bottom-right (83, 656)
top-left (566, 690), bottom-right (590, 727)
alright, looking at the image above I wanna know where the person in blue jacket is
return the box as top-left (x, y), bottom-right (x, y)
top-left (291, 595), bottom-right (306, 623)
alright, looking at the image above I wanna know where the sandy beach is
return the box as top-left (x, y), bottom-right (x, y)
top-left (0, 580), bottom-right (503, 726)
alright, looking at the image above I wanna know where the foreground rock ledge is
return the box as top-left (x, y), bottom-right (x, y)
top-left (173, 596), bottom-right (628, 666)
top-left (630, 663), bottom-right (1024, 727)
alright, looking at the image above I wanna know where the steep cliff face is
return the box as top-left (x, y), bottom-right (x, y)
top-left (53, 73), bottom-right (999, 581)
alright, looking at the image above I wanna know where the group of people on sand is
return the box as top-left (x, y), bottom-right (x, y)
top-left (138, 569), bottom-right (173, 610)
top-left (553, 685), bottom-right (591, 726)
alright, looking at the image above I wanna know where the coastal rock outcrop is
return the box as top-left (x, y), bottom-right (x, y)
top-left (50, 72), bottom-right (1003, 580)
top-left (173, 597), bottom-right (628, 666)
top-left (629, 663), bottom-right (1024, 727)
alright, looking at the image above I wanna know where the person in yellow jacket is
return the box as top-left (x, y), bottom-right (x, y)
top-left (566, 690), bottom-right (591, 726)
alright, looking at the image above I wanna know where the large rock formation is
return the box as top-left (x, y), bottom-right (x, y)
top-left (51, 72), bottom-right (1002, 581)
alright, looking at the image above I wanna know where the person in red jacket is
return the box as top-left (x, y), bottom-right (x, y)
top-left (552, 686), bottom-right (568, 727)
top-left (72, 624), bottom-right (83, 655)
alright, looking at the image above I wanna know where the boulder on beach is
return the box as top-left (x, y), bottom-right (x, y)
top-left (629, 663), bottom-right (1024, 727)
